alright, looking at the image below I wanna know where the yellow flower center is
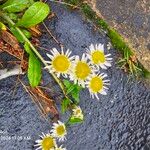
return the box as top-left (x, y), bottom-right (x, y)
top-left (92, 51), bottom-right (106, 64)
top-left (90, 76), bottom-right (103, 93)
top-left (41, 136), bottom-right (55, 150)
top-left (75, 109), bottom-right (81, 115)
top-left (75, 61), bottom-right (91, 80)
top-left (56, 125), bottom-right (66, 136)
top-left (52, 55), bottom-right (70, 72)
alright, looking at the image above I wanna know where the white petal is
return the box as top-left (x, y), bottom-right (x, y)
top-left (98, 44), bottom-right (104, 51)
top-left (100, 64), bottom-right (107, 69)
top-left (100, 90), bottom-right (107, 95)
top-left (46, 53), bottom-right (53, 59)
top-left (95, 93), bottom-right (99, 100)
top-left (103, 86), bottom-right (109, 90)
top-left (89, 44), bottom-right (95, 51)
top-left (105, 54), bottom-right (111, 57)
top-left (105, 62), bottom-right (112, 67)
top-left (35, 146), bottom-right (42, 150)
top-left (101, 73), bottom-right (107, 78)
top-left (35, 139), bottom-right (42, 143)
top-left (106, 57), bottom-right (113, 60)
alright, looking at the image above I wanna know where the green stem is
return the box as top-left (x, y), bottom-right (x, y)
top-left (0, 12), bottom-right (68, 99)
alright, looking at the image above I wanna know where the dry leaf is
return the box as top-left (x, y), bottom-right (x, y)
top-left (29, 26), bottom-right (42, 37)
top-left (0, 30), bottom-right (20, 49)
top-left (28, 87), bottom-right (59, 121)
top-left (0, 38), bottom-right (28, 71)
top-left (48, 12), bottom-right (56, 20)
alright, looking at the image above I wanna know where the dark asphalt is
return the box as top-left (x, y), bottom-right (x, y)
top-left (0, 3), bottom-right (150, 150)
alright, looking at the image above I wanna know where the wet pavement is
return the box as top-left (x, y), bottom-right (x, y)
top-left (0, 3), bottom-right (150, 150)
top-left (88, 0), bottom-right (150, 71)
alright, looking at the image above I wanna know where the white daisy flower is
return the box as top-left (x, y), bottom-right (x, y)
top-left (34, 132), bottom-right (56, 150)
top-left (86, 43), bottom-right (112, 69)
top-left (45, 48), bottom-right (74, 78)
top-left (69, 54), bottom-right (96, 87)
top-left (86, 73), bottom-right (110, 100)
top-left (55, 145), bottom-right (66, 150)
top-left (72, 106), bottom-right (83, 120)
top-left (51, 121), bottom-right (67, 141)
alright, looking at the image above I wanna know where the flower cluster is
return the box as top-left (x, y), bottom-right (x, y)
top-left (35, 107), bottom-right (84, 150)
top-left (35, 121), bottom-right (67, 150)
top-left (35, 43), bottom-right (112, 150)
top-left (45, 43), bottom-right (112, 100)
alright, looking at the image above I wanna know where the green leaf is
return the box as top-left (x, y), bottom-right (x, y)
top-left (29, 0), bottom-right (34, 5)
top-left (10, 27), bottom-right (24, 43)
top-left (0, 22), bottom-right (6, 30)
top-left (66, 84), bottom-right (76, 94)
top-left (1, 0), bottom-right (31, 13)
top-left (16, 2), bottom-right (50, 28)
top-left (28, 53), bottom-right (41, 87)
top-left (10, 27), bottom-right (31, 43)
top-left (22, 29), bottom-right (31, 39)
top-left (24, 43), bottom-right (42, 87)
top-left (61, 98), bottom-right (71, 114)
top-left (63, 79), bottom-right (72, 88)
top-left (63, 79), bottom-right (82, 104)
top-left (68, 117), bottom-right (83, 125)
top-left (24, 42), bottom-right (31, 54)
top-left (71, 88), bottom-right (80, 103)
top-left (8, 13), bottom-right (18, 21)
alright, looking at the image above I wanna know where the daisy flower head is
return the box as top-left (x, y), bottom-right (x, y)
top-left (69, 53), bottom-right (96, 88)
top-left (72, 106), bottom-right (83, 120)
top-left (55, 145), bottom-right (66, 150)
top-left (45, 47), bottom-right (74, 78)
top-left (51, 121), bottom-right (67, 141)
top-left (86, 43), bottom-right (112, 69)
top-left (86, 73), bottom-right (110, 100)
top-left (35, 132), bottom-right (56, 150)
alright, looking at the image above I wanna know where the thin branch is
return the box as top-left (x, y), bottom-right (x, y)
top-left (42, 22), bottom-right (63, 49)
top-left (47, 0), bottom-right (80, 8)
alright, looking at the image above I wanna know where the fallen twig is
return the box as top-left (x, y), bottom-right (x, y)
top-left (0, 65), bottom-right (25, 80)
top-left (42, 22), bottom-right (64, 49)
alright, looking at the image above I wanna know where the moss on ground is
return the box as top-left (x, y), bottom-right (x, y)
top-left (63, 0), bottom-right (150, 78)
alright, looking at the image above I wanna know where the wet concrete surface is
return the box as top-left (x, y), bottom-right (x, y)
top-left (88, 0), bottom-right (150, 71)
top-left (0, 3), bottom-right (150, 150)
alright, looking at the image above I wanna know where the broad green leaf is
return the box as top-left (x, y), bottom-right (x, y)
top-left (28, 53), bottom-right (42, 87)
top-left (61, 98), bottom-right (71, 114)
top-left (10, 27), bottom-right (31, 43)
top-left (16, 2), bottom-right (50, 28)
top-left (24, 43), bottom-right (42, 87)
top-left (1, 0), bottom-right (30, 13)
top-left (68, 117), bottom-right (83, 125)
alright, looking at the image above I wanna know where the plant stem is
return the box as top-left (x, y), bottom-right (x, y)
top-left (0, 12), bottom-right (69, 100)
